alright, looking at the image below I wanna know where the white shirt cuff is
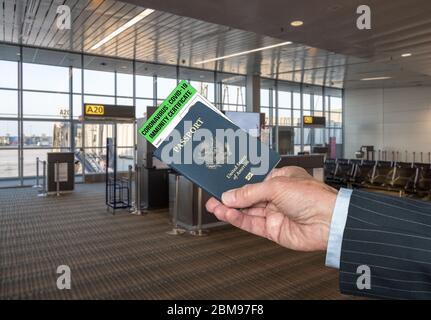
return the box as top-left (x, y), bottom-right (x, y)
top-left (325, 188), bottom-right (353, 269)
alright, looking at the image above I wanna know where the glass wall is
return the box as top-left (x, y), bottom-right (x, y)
top-left (260, 79), bottom-right (343, 157)
top-left (0, 43), bottom-right (343, 186)
top-left (0, 45), bottom-right (20, 186)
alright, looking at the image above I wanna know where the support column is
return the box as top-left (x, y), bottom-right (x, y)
top-left (246, 74), bottom-right (261, 113)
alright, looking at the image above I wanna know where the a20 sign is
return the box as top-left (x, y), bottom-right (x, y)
top-left (85, 104), bottom-right (105, 116)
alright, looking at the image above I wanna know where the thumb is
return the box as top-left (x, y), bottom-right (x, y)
top-left (221, 180), bottom-right (276, 208)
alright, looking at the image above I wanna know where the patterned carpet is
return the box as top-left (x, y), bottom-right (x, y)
top-left (0, 184), bottom-right (352, 300)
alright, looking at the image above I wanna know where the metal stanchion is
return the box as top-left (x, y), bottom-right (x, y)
top-left (392, 151), bottom-right (395, 162)
top-left (378, 149), bottom-right (381, 161)
top-left (127, 165), bottom-right (133, 211)
top-left (55, 161), bottom-right (60, 197)
top-left (131, 165), bottom-right (143, 215)
top-left (38, 161), bottom-right (47, 197)
top-left (167, 174), bottom-right (185, 235)
top-left (190, 187), bottom-right (208, 237)
top-left (420, 152), bottom-right (423, 163)
top-left (413, 152), bottom-right (416, 164)
top-left (405, 150), bottom-right (408, 163)
top-left (33, 157), bottom-right (42, 188)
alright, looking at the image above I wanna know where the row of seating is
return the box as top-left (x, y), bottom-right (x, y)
top-left (325, 158), bottom-right (431, 196)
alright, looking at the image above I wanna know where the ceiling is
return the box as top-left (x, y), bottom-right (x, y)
top-left (1, 0), bottom-right (431, 89)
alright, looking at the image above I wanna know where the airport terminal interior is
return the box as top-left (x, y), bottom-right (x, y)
top-left (0, 0), bottom-right (430, 300)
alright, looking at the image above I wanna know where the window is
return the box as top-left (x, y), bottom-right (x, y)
top-left (0, 61), bottom-right (18, 88)
top-left (190, 81), bottom-right (214, 102)
top-left (0, 120), bottom-right (18, 146)
top-left (0, 89), bottom-right (18, 117)
top-left (278, 91), bottom-right (291, 109)
top-left (23, 63), bottom-right (69, 92)
top-left (222, 84), bottom-right (245, 106)
top-left (314, 95), bottom-right (323, 111)
top-left (293, 92), bottom-right (301, 108)
top-left (261, 89), bottom-right (270, 107)
top-left (84, 95), bottom-right (115, 105)
top-left (329, 128), bottom-right (343, 144)
top-left (23, 149), bottom-right (47, 177)
top-left (23, 121), bottom-right (70, 148)
top-left (261, 107), bottom-right (275, 126)
top-left (304, 128), bottom-right (311, 144)
top-left (1, 44), bottom-right (345, 184)
top-left (73, 94), bottom-right (82, 119)
top-left (84, 70), bottom-right (115, 95)
top-left (117, 98), bottom-right (134, 106)
top-left (303, 93), bottom-right (311, 109)
top-left (158, 77), bottom-right (177, 100)
top-left (293, 110), bottom-right (301, 126)
top-left (330, 112), bottom-right (342, 128)
top-left (72, 68), bottom-right (82, 94)
top-left (136, 75), bottom-right (154, 99)
top-left (84, 124), bottom-right (114, 148)
top-left (0, 149), bottom-right (19, 178)
top-left (23, 92), bottom-right (69, 119)
top-left (117, 123), bottom-right (134, 147)
top-left (314, 128), bottom-right (325, 145)
top-left (117, 73), bottom-right (133, 97)
top-left (260, 80), bottom-right (343, 155)
top-left (330, 96), bottom-right (342, 112)
top-left (278, 109), bottom-right (292, 126)
top-left (136, 99), bottom-right (154, 118)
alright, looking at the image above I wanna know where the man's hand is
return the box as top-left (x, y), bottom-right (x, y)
top-left (205, 166), bottom-right (338, 251)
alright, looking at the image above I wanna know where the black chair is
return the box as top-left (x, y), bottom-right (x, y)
top-left (416, 167), bottom-right (431, 196)
top-left (367, 161), bottom-right (394, 186)
top-left (333, 161), bottom-right (354, 185)
top-left (389, 166), bottom-right (418, 193)
top-left (324, 159), bottom-right (337, 183)
top-left (377, 161), bottom-right (393, 168)
top-left (352, 161), bottom-right (376, 187)
top-left (336, 158), bottom-right (350, 165)
top-left (396, 162), bottom-right (413, 169)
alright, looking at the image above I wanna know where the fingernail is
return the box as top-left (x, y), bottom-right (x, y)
top-left (222, 189), bottom-right (236, 205)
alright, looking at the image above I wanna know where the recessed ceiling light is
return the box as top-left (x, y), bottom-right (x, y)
top-left (360, 76), bottom-right (392, 81)
top-left (401, 53), bottom-right (412, 57)
top-left (194, 41), bottom-right (292, 64)
top-left (91, 8), bottom-right (155, 50)
top-left (290, 20), bottom-right (304, 27)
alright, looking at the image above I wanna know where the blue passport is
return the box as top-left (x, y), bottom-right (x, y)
top-left (153, 102), bottom-right (281, 201)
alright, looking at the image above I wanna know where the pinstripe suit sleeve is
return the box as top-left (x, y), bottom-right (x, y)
top-left (339, 190), bottom-right (431, 299)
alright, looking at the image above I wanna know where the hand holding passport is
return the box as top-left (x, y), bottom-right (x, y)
top-left (138, 80), bottom-right (337, 253)
top-left (139, 80), bottom-right (280, 201)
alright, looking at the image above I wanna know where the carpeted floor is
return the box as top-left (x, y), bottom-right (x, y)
top-left (0, 183), bottom-right (353, 300)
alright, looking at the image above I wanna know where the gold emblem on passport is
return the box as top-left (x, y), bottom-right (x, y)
top-left (196, 138), bottom-right (232, 170)
top-left (85, 104), bottom-right (105, 115)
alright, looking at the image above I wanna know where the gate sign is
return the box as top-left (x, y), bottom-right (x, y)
top-left (85, 104), bottom-right (105, 115)
top-left (83, 103), bottom-right (135, 120)
top-left (303, 116), bottom-right (326, 127)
